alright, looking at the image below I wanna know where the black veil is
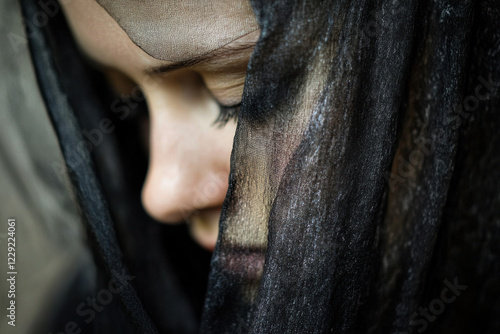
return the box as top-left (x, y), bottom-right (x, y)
top-left (203, 1), bottom-right (500, 333)
top-left (19, 0), bottom-right (500, 333)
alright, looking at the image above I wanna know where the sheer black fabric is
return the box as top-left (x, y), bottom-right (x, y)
top-left (204, 1), bottom-right (499, 333)
top-left (94, 0), bottom-right (258, 62)
top-left (19, 0), bottom-right (500, 333)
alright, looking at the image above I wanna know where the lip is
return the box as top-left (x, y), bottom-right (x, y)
top-left (187, 208), bottom-right (221, 252)
top-left (187, 210), bottom-right (267, 282)
top-left (218, 245), bottom-right (267, 282)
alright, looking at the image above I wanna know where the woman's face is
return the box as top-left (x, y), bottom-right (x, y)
top-left (61, 0), bottom-right (259, 251)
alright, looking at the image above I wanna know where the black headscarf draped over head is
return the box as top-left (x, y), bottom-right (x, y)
top-left (20, 0), bottom-right (500, 333)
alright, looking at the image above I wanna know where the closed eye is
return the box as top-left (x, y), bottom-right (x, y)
top-left (213, 102), bottom-right (241, 127)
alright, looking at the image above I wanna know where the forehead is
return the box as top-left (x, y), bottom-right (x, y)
top-left (95, 0), bottom-right (259, 62)
top-left (61, 0), bottom-right (259, 80)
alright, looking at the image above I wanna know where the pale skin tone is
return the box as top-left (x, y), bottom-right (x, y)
top-left (61, 0), bottom-right (259, 250)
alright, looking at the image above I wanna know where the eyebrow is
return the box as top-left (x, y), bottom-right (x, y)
top-left (145, 40), bottom-right (258, 75)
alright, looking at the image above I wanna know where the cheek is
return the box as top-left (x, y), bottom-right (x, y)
top-left (141, 104), bottom-right (237, 223)
top-left (208, 124), bottom-right (237, 172)
top-left (150, 119), bottom-right (235, 174)
top-left (145, 83), bottom-right (237, 174)
top-left (148, 101), bottom-right (236, 170)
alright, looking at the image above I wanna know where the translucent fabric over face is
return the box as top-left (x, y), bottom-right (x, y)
top-left (95, 0), bottom-right (259, 62)
top-left (20, 0), bottom-right (500, 333)
top-left (200, 0), bottom-right (500, 333)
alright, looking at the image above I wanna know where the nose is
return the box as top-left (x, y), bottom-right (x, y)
top-left (141, 91), bottom-right (233, 224)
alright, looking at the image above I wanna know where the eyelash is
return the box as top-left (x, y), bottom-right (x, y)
top-left (213, 102), bottom-right (241, 127)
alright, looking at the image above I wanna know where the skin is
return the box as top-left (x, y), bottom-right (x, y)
top-left (61, 0), bottom-right (259, 251)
